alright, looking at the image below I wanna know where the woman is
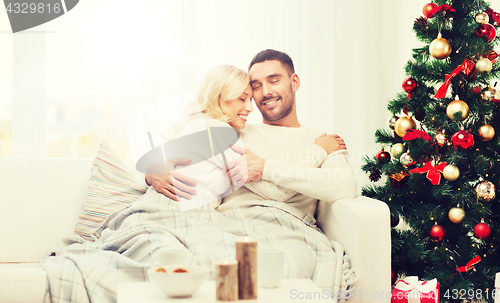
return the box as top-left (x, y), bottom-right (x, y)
top-left (147, 64), bottom-right (254, 211)
top-left (161, 64), bottom-right (253, 140)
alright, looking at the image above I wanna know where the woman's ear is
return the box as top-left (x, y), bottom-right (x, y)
top-left (291, 73), bottom-right (300, 93)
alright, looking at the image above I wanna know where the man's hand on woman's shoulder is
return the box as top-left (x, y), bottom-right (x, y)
top-left (227, 145), bottom-right (266, 186)
top-left (314, 133), bottom-right (347, 154)
top-left (145, 158), bottom-right (197, 201)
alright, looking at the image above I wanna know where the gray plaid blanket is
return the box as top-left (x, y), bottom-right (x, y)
top-left (41, 187), bottom-right (356, 303)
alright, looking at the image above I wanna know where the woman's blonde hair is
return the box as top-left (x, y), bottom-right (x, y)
top-left (161, 65), bottom-right (250, 142)
top-left (197, 64), bottom-right (250, 122)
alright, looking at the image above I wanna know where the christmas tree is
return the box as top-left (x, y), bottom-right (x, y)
top-left (362, 1), bottom-right (500, 301)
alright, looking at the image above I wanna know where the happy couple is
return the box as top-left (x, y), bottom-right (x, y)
top-left (145, 49), bottom-right (357, 222)
top-left (39, 50), bottom-right (359, 302)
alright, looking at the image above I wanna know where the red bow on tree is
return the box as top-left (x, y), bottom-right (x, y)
top-left (428, 4), bottom-right (456, 18)
top-left (403, 129), bottom-right (432, 142)
top-left (409, 162), bottom-right (447, 185)
top-left (456, 256), bottom-right (481, 273)
top-left (486, 8), bottom-right (500, 25)
top-left (434, 59), bottom-right (475, 98)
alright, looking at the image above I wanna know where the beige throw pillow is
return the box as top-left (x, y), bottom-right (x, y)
top-left (74, 141), bottom-right (147, 241)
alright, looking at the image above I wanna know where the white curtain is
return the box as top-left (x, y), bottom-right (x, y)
top-left (1, 0), bottom-right (498, 193)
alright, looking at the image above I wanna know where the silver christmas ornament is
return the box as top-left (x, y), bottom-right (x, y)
top-left (400, 152), bottom-right (415, 167)
top-left (475, 180), bottom-right (496, 201)
top-left (388, 116), bottom-right (398, 130)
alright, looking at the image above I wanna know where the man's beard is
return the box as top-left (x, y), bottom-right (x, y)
top-left (260, 89), bottom-right (294, 122)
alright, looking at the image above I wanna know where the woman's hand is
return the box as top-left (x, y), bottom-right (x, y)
top-left (314, 133), bottom-right (347, 154)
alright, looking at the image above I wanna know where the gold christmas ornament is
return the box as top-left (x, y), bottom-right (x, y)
top-left (446, 96), bottom-right (469, 120)
top-left (480, 86), bottom-right (500, 101)
top-left (443, 164), bottom-right (460, 181)
top-left (391, 143), bottom-right (406, 158)
top-left (475, 58), bottom-right (493, 73)
top-left (448, 207), bottom-right (465, 223)
top-left (475, 180), bottom-right (496, 201)
top-left (429, 33), bottom-right (452, 60)
top-left (476, 11), bottom-right (490, 24)
top-left (478, 124), bottom-right (495, 141)
top-left (435, 132), bottom-right (447, 147)
top-left (394, 116), bottom-right (417, 137)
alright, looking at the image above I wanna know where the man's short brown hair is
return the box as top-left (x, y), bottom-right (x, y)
top-left (249, 49), bottom-right (295, 76)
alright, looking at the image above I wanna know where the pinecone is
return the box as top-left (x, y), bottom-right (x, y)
top-left (414, 17), bottom-right (428, 29)
top-left (369, 170), bottom-right (382, 182)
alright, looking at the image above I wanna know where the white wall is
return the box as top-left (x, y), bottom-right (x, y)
top-left (333, 0), bottom-right (433, 190)
top-left (1, 0), bottom-right (499, 194)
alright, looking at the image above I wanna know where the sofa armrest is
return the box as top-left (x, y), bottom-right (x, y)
top-left (316, 196), bottom-right (391, 303)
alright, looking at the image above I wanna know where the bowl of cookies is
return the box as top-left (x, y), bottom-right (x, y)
top-left (147, 265), bottom-right (209, 297)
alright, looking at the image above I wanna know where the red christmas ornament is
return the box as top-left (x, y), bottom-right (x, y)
top-left (476, 23), bottom-right (497, 42)
top-left (402, 78), bottom-right (418, 93)
top-left (391, 268), bottom-right (397, 285)
top-left (391, 214), bottom-right (400, 228)
top-left (473, 222), bottom-right (491, 239)
top-left (429, 224), bottom-right (445, 242)
top-left (422, 3), bottom-right (438, 18)
top-left (451, 130), bottom-right (474, 149)
top-left (376, 151), bottom-right (391, 164)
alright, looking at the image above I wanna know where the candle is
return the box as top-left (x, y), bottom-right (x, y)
top-left (215, 260), bottom-right (238, 301)
top-left (235, 237), bottom-right (257, 299)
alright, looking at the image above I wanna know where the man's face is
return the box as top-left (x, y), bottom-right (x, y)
top-left (249, 60), bottom-right (297, 122)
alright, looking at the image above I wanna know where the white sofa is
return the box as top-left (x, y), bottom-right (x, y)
top-left (0, 156), bottom-right (391, 303)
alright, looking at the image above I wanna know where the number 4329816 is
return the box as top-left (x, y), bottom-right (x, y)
top-left (443, 288), bottom-right (497, 300)
top-left (5, 3), bottom-right (61, 14)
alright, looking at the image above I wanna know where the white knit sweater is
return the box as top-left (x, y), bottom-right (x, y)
top-left (217, 122), bottom-right (358, 222)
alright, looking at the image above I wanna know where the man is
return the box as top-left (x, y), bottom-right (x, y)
top-left (146, 49), bottom-right (357, 222)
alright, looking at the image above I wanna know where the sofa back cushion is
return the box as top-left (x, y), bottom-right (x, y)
top-left (0, 157), bottom-right (93, 263)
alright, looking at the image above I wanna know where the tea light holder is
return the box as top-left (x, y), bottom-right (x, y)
top-left (235, 237), bottom-right (257, 299)
top-left (215, 260), bottom-right (238, 301)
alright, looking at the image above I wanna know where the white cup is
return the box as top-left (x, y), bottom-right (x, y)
top-left (258, 248), bottom-right (284, 288)
top-left (153, 248), bottom-right (191, 266)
